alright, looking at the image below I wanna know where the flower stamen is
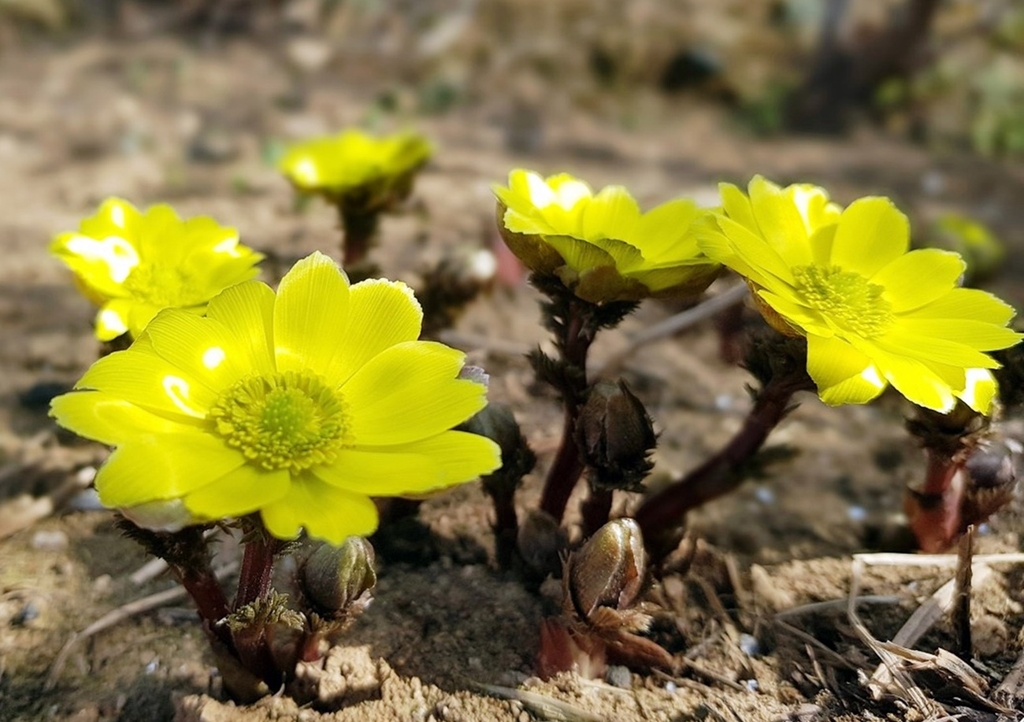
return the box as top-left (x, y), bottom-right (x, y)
top-left (209, 371), bottom-right (349, 472)
top-left (793, 264), bottom-right (893, 337)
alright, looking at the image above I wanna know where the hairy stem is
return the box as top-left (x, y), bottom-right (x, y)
top-left (538, 308), bottom-right (592, 523)
top-left (339, 207), bottom-right (379, 269)
top-left (235, 532), bottom-right (283, 611)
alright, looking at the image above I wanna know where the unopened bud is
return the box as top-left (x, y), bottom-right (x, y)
top-left (566, 518), bottom-right (646, 622)
top-left (300, 537), bottom-right (376, 620)
top-left (962, 438), bottom-right (1019, 529)
top-left (460, 403), bottom-right (536, 494)
top-left (517, 509), bottom-right (568, 578)
top-left (575, 381), bottom-right (656, 492)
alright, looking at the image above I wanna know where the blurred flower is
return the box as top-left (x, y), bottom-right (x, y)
top-left (698, 175), bottom-right (1021, 414)
top-left (929, 212), bottom-right (1005, 284)
top-left (279, 129), bottom-right (432, 211)
top-left (51, 198), bottom-right (263, 341)
top-left (50, 252), bottom-right (500, 544)
top-left (493, 169), bottom-right (720, 303)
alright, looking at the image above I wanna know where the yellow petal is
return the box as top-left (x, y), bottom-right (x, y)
top-left (806, 334), bottom-right (886, 405)
top-left (79, 198), bottom-right (143, 240)
top-left (958, 368), bottom-right (997, 415)
top-left (77, 345), bottom-right (219, 420)
top-left (905, 288), bottom-right (1016, 325)
top-left (712, 215), bottom-right (796, 286)
top-left (95, 300), bottom-right (131, 341)
top-left (875, 329), bottom-right (1001, 369)
top-left (852, 339), bottom-right (955, 412)
top-left (326, 279), bottom-right (423, 386)
top-left (894, 319), bottom-right (1021, 352)
top-left (96, 431), bottom-right (245, 508)
top-left (829, 197), bottom-right (909, 276)
top-left (273, 252), bottom-right (351, 376)
top-left (314, 448), bottom-right (445, 495)
top-left (260, 474), bottom-right (379, 544)
top-left (184, 465), bottom-right (290, 519)
top-left (342, 341), bottom-right (486, 445)
top-left (142, 311), bottom-right (252, 393)
top-left (719, 182), bottom-right (758, 233)
top-left (633, 198), bottom-right (702, 262)
top-left (544, 234), bottom-right (617, 274)
top-left (747, 176), bottom-right (814, 266)
top-left (581, 186), bottom-right (641, 242)
top-left (386, 430), bottom-right (502, 483)
top-left (204, 281), bottom-right (277, 376)
top-left (50, 391), bottom-right (195, 446)
top-left (757, 290), bottom-right (833, 337)
top-left (871, 248), bottom-right (965, 312)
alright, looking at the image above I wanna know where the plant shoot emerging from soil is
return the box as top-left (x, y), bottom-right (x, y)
top-left (50, 198), bottom-right (263, 342)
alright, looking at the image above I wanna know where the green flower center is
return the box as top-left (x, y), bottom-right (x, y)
top-left (208, 371), bottom-right (349, 473)
top-left (793, 264), bottom-right (893, 337)
top-left (123, 264), bottom-right (207, 308)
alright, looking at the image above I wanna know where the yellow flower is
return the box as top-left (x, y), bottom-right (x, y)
top-left (51, 198), bottom-right (263, 342)
top-left (50, 252), bottom-right (501, 544)
top-left (279, 129), bottom-right (432, 210)
top-left (698, 175), bottom-right (1021, 414)
top-left (493, 169), bottom-right (720, 303)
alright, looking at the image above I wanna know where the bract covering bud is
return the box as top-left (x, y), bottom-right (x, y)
top-left (575, 381), bottom-right (656, 492)
top-left (301, 537), bottom-right (377, 620)
top-left (566, 518), bottom-right (646, 622)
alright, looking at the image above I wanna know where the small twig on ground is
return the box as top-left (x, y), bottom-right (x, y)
top-left (849, 558), bottom-right (944, 717)
top-left (853, 551), bottom-right (1024, 568)
top-left (772, 619), bottom-right (861, 670)
top-left (47, 561), bottom-right (238, 688)
top-left (465, 679), bottom-right (607, 722)
top-left (593, 283), bottom-right (749, 378)
top-left (774, 595), bottom-right (900, 619)
top-left (953, 526), bottom-right (974, 658)
top-left (129, 557), bottom-right (170, 586)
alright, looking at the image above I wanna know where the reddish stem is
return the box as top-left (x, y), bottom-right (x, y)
top-left (904, 448), bottom-right (965, 553)
top-left (635, 374), bottom-right (810, 557)
top-left (340, 208), bottom-right (379, 269)
top-left (580, 488), bottom-right (613, 539)
top-left (538, 309), bottom-right (592, 523)
top-left (235, 533), bottom-right (282, 611)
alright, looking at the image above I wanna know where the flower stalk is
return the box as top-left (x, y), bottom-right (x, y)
top-left (634, 336), bottom-right (815, 561)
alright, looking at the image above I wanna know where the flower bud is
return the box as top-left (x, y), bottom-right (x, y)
top-left (962, 438), bottom-right (1019, 528)
top-left (460, 403), bottom-right (536, 494)
top-left (574, 381), bottom-right (656, 492)
top-left (300, 537), bottom-right (376, 621)
top-left (517, 509), bottom-right (568, 578)
top-left (566, 519), bottom-right (646, 622)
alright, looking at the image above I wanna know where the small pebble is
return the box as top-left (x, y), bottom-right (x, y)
top-left (605, 665), bottom-right (632, 689)
top-left (664, 681), bottom-right (678, 694)
top-left (145, 660), bottom-right (159, 674)
top-left (739, 633), bottom-right (760, 657)
top-left (70, 488), bottom-right (103, 511)
top-left (31, 530), bottom-right (68, 552)
top-left (846, 505), bottom-right (867, 522)
top-left (754, 487), bottom-right (775, 505)
top-left (12, 601), bottom-right (39, 627)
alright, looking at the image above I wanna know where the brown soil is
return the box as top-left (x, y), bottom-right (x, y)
top-left (2, 17), bottom-right (1024, 722)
